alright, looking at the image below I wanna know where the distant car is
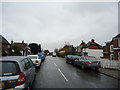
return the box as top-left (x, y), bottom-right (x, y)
top-left (66, 55), bottom-right (80, 65)
top-left (27, 55), bottom-right (41, 69)
top-left (0, 56), bottom-right (36, 89)
top-left (74, 56), bottom-right (101, 70)
top-left (38, 53), bottom-right (46, 62)
top-left (52, 52), bottom-right (56, 57)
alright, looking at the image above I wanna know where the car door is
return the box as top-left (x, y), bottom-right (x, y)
top-left (21, 59), bottom-right (32, 87)
top-left (78, 57), bottom-right (83, 66)
top-left (27, 58), bottom-right (36, 83)
top-left (75, 57), bottom-right (80, 66)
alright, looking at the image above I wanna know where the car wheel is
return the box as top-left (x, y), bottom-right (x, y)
top-left (81, 64), bottom-right (85, 70)
top-left (27, 84), bottom-right (31, 90)
top-left (66, 60), bottom-right (68, 63)
top-left (69, 61), bottom-right (72, 64)
top-left (95, 68), bottom-right (99, 71)
top-left (33, 73), bottom-right (36, 81)
top-left (71, 61), bottom-right (74, 65)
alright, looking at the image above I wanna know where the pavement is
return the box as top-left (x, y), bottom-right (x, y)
top-left (99, 68), bottom-right (120, 80)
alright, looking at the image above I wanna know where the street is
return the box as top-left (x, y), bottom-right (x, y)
top-left (33, 56), bottom-right (118, 88)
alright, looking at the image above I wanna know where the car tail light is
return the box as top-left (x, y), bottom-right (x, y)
top-left (36, 60), bottom-right (39, 63)
top-left (16, 72), bottom-right (26, 86)
top-left (86, 62), bottom-right (91, 64)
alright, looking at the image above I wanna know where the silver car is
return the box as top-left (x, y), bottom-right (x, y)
top-left (74, 56), bottom-right (101, 70)
top-left (0, 56), bottom-right (36, 89)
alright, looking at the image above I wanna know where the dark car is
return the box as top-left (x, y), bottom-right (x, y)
top-left (74, 56), bottom-right (101, 70)
top-left (0, 56), bottom-right (36, 89)
top-left (66, 55), bottom-right (80, 65)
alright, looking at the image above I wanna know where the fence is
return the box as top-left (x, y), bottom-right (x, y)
top-left (101, 59), bottom-right (120, 70)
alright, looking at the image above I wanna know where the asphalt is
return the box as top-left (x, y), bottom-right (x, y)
top-left (32, 56), bottom-right (119, 88)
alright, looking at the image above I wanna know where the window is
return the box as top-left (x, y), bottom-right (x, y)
top-left (0, 61), bottom-right (20, 76)
top-left (110, 54), bottom-right (114, 60)
top-left (22, 59), bottom-right (31, 69)
top-left (27, 58), bottom-right (34, 67)
top-left (28, 56), bottom-right (37, 59)
top-left (118, 38), bottom-right (120, 47)
top-left (110, 45), bottom-right (114, 52)
top-left (118, 52), bottom-right (120, 60)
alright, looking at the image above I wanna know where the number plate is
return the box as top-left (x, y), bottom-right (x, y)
top-left (92, 62), bottom-right (97, 64)
top-left (0, 82), bottom-right (4, 88)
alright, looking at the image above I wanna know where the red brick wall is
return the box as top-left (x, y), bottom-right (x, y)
top-left (89, 45), bottom-right (99, 49)
top-left (113, 39), bottom-right (118, 48)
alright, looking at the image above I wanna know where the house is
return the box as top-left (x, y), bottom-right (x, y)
top-left (103, 33), bottom-right (120, 60)
top-left (78, 39), bottom-right (103, 59)
top-left (11, 40), bottom-right (31, 56)
top-left (0, 35), bottom-right (10, 56)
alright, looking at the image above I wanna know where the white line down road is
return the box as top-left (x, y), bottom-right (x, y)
top-left (54, 63), bottom-right (69, 82)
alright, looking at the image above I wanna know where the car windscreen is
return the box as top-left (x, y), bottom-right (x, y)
top-left (28, 56), bottom-right (37, 59)
top-left (0, 61), bottom-right (21, 76)
top-left (84, 57), bottom-right (97, 60)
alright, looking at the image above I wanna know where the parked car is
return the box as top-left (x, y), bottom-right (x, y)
top-left (38, 53), bottom-right (46, 62)
top-left (66, 55), bottom-right (80, 65)
top-left (74, 56), bottom-right (101, 70)
top-left (0, 56), bottom-right (36, 89)
top-left (52, 52), bottom-right (56, 57)
top-left (27, 55), bottom-right (41, 69)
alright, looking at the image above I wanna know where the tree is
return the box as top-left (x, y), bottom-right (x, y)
top-left (29, 43), bottom-right (39, 54)
top-left (8, 45), bottom-right (22, 56)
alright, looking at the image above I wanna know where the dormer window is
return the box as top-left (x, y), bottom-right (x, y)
top-left (110, 45), bottom-right (114, 52)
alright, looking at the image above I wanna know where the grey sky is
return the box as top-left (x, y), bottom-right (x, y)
top-left (1, 2), bottom-right (118, 51)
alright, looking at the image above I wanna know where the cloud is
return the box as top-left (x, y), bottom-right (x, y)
top-left (2, 2), bottom-right (118, 51)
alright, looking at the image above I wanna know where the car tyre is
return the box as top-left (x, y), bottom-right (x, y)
top-left (81, 64), bottom-right (85, 70)
top-left (71, 61), bottom-right (74, 65)
top-left (33, 73), bottom-right (36, 81)
top-left (66, 60), bottom-right (68, 63)
top-left (95, 68), bottom-right (99, 71)
top-left (26, 84), bottom-right (31, 90)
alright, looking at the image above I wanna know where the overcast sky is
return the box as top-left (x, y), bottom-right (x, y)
top-left (1, 2), bottom-right (118, 51)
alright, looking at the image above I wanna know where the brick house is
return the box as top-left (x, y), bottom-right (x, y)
top-left (103, 33), bottom-right (120, 60)
top-left (11, 40), bottom-right (31, 56)
top-left (77, 39), bottom-right (103, 58)
top-left (0, 35), bottom-right (10, 56)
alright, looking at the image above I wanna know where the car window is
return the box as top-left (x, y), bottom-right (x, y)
top-left (27, 58), bottom-right (34, 67)
top-left (28, 56), bottom-right (37, 59)
top-left (22, 59), bottom-right (31, 69)
top-left (85, 56), bottom-right (96, 60)
top-left (21, 60), bottom-right (27, 69)
top-left (0, 61), bottom-right (20, 76)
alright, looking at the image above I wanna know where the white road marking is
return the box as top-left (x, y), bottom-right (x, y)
top-left (58, 68), bottom-right (69, 82)
top-left (54, 62), bottom-right (68, 82)
top-left (54, 63), bottom-right (58, 67)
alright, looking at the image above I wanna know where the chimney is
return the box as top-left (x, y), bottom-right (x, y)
top-left (22, 40), bottom-right (24, 43)
top-left (91, 39), bottom-right (95, 42)
top-left (11, 40), bottom-right (13, 44)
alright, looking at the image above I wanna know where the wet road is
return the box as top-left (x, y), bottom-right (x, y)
top-left (33, 56), bottom-right (119, 88)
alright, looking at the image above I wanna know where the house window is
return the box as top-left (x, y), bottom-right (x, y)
top-left (118, 52), bottom-right (120, 60)
top-left (118, 38), bottom-right (120, 47)
top-left (110, 54), bottom-right (114, 60)
top-left (110, 45), bottom-right (114, 52)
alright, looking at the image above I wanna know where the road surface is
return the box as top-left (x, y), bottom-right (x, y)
top-left (33, 56), bottom-right (119, 88)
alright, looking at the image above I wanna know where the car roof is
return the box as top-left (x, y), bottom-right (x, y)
top-left (0, 56), bottom-right (28, 62)
top-left (27, 55), bottom-right (38, 56)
